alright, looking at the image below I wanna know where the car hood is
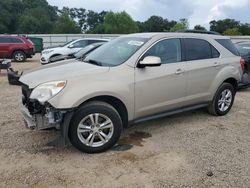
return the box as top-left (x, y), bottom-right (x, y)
top-left (19, 59), bottom-right (110, 88)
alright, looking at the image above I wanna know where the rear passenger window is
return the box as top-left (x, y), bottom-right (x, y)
top-left (184, 39), bottom-right (211, 61)
top-left (0, 37), bottom-right (12, 43)
top-left (143, 38), bottom-right (182, 64)
top-left (11, 38), bottom-right (23, 43)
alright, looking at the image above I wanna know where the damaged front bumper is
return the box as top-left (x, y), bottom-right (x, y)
top-left (20, 84), bottom-right (74, 147)
top-left (20, 102), bottom-right (63, 130)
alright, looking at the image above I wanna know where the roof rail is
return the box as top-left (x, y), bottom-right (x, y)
top-left (177, 29), bottom-right (221, 35)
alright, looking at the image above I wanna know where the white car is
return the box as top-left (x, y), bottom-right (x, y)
top-left (40, 38), bottom-right (109, 64)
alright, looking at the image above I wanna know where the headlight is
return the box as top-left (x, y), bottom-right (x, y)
top-left (42, 49), bottom-right (54, 54)
top-left (30, 81), bottom-right (66, 104)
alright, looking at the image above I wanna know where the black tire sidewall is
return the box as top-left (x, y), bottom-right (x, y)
top-left (13, 51), bottom-right (26, 62)
top-left (214, 83), bottom-right (235, 116)
top-left (69, 102), bottom-right (122, 153)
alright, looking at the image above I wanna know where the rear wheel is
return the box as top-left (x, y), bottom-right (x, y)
top-left (13, 51), bottom-right (26, 62)
top-left (69, 101), bottom-right (122, 153)
top-left (208, 83), bottom-right (236, 116)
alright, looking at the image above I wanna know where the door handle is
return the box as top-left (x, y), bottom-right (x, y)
top-left (175, 69), bottom-right (184, 75)
top-left (213, 62), bottom-right (219, 67)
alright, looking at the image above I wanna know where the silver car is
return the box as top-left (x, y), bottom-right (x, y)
top-left (19, 33), bottom-right (242, 153)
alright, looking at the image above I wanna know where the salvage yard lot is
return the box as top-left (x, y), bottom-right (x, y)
top-left (0, 55), bottom-right (250, 187)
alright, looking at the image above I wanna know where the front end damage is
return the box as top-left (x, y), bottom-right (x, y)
top-left (20, 84), bottom-right (73, 146)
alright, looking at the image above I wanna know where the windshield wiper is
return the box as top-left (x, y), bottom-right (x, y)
top-left (84, 59), bottom-right (102, 66)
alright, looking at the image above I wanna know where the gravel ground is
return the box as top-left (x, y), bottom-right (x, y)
top-left (0, 54), bottom-right (250, 188)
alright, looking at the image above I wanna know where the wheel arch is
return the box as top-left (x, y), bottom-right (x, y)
top-left (77, 95), bottom-right (129, 128)
top-left (223, 77), bottom-right (238, 90)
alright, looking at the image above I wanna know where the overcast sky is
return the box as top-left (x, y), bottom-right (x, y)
top-left (47, 0), bottom-right (250, 28)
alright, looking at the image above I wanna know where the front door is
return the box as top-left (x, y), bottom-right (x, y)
top-left (135, 38), bottom-right (187, 119)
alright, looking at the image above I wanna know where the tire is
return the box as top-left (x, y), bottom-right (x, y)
top-left (69, 101), bottom-right (123, 153)
top-left (208, 83), bottom-right (236, 116)
top-left (13, 51), bottom-right (26, 62)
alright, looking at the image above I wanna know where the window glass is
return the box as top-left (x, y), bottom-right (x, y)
top-left (72, 40), bottom-right (88, 48)
top-left (216, 39), bottom-right (239, 56)
top-left (0, 37), bottom-right (12, 43)
top-left (184, 39), bottom-right (211, 61)
top-left (85, 37), bottom-right (149, 66)
top-left (143, 39), bottom-right (182, 64)
top-left (211, 45), bottom-right (220, 58)
top-left (88, 40), bottom-right (106, 44)
top-left (11, 38), bottom-right (23, 43)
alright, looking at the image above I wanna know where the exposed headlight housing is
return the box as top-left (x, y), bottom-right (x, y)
top-left (30, 81), bottom-right (66, 104)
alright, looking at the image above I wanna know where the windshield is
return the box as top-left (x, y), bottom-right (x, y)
top-left (63, 40), bottom-right (76, 47)
top-left (74, 45), bottom-right (96, 58)
top-left (85, 37), bottom-right (149, 66)
top-left (236, 43), bottom-right (250, 56)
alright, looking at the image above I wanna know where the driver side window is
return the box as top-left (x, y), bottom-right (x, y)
top-left (143, 38), bottom-right (182, 64)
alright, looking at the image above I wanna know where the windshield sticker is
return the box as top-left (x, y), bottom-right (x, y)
top-left (128, 41), bottom-right (144, 46)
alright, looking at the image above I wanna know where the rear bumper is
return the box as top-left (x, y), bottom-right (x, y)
top-left (25, 48), bottom-right (35, 58)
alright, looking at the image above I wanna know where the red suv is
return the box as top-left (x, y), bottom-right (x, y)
top-left (0, 35), bottom-right (35, 62)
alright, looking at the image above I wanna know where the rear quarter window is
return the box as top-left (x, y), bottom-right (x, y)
top-left (11, 38), bottom-right (24, 43)
top-left (216, 39), bottom-right (239, 56)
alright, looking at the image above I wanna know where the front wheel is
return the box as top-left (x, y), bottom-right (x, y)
top-left (69, 101), bottom-right (122, 153)
top-left (208, 83), bottom-right (236, 116)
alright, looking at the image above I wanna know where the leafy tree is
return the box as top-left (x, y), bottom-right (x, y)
top-left (18, 7), bottom-right (54, 34)
top-left (223, 28), bottom-right (242, 36)
top-left (239, 24), bottom-right (250, 35)
top-left (0, 0), bottom-right (23, 33)
top-left (170, 23), bottom-right (187, 32)
top-left (194, 25), bottom-right (207, 31)
top-left (141, 16), bottom-right (166, 32)
top-left (90, 11), bottom-right (139, 34)
top-left (53, 11), bottom-right (81, 34)
top-left (210, 19), bottom-right (240, 34)
top-left (179, 18), bottom-right (189, 28)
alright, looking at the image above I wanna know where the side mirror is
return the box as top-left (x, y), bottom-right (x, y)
top-left (68, 44), bottom-right (74, 48)
top-left (139, 56), bottom-right (161, 67)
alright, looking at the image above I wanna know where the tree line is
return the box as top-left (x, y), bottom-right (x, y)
top-left (1, 0), bottom-right (250, 35)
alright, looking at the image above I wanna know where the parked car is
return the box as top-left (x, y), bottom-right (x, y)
top-left (19, 33), bottom-right (242, 153)
top-left (0, 35), bottom-right (35, 62)
top-left (40, 38), bottom-right (109, 64)
top-left (235, 41), bottom-right (250, 88)
top-left (47, 42), bottom-right (106, 64)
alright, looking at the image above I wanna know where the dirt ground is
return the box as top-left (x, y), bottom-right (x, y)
top-left (0, 54), bottom-right (250, 188)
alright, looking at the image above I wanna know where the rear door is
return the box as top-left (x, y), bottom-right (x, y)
top-left (0, 37), bottom-right (12, 58)
top-left (182, 38), bottom-right (221, 106)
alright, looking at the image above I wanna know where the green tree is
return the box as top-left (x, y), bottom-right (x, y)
top-left (194, 25), bottom-right (207, 31)
top-left (210, 19), bottom-right (240, 34)
top-left (239, 24), bottom-right (250, 35)
top-left (90, 11), bottom-right (139, 34)
top-left (170, 23), bottom-right (187, 32)
top-left (53, 11), bottom-right (81, 34)
top-left (223, 28), bottom-right (242, 36)
top-left (0, 0), bottom-right (23, 33)
top-left (18, 7), bottom-right (54, 34)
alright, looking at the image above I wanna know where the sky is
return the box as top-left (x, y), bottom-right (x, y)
top-left (47, 0), bottom-right (250, 29)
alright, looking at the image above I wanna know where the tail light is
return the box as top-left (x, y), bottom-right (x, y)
top-left (240, 58), bottom-right (245, 71)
